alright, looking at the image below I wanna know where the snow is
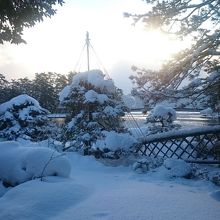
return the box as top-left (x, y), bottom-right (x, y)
top-left (103, 105), bottom-right (118, 116)
top-left (0, 178), bottom-right (90, 220)
top-left (59, 70), bottom-right (116, 102)
top-left (163, 158), bottom-right (192, 178)
top-left (59, 85), bottom-right (71, 102)
top-left (0, 149), bottom-right (219, 220)
top-left (0, 141), bottom-right (71, 186)
top-left (0, 94), bottom-right (50, 140)
top-left (149, 105), bottom-right (177, 122)
top-left (0, 94), bottom-right (41, 114)
top-left (84, 90), bottom-right (109, 104)
top-left (143, 125), bottom-right (220, 142)
top-left (122, 94), bottom-right (144, 109)
top-left (92, 131), bottom-right (137, 151)
top-left (72, 70), bottom-right (115, 92)
top-left (0, 145), bottom-right (219, 219)
top-left (200, 107), bottom-right (213, 116)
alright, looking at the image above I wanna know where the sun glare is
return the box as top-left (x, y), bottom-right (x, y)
top-left (0, 0), bottom-right (190, 84)
top-left (93, 26), bottom-right (186, 71)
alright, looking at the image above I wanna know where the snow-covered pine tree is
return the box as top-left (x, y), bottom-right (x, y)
top-left (59, 70), bottom-right (127, 151)
top-left (146, 105), bottom-right (180, 134)
top-left (0, 94), bottom-right (51, 140)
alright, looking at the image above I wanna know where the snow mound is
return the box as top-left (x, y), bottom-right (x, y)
top-left (208, 171), bottom-right (220, 186)
top-left (133, 157), bottom-right (164, 173)
top-left (0, 182), bottom-right (8, 197)
top-left (0, 94), bottom-right (41, 114)
top-left (163, 158), bottom-right (192, 178)
top-left (0, 141), bottom-right (71, 186)
top-left (92, 131), bottom-right (137, 152)
top-left (0, 178), bottom-right (91, 220)
top-left (210, 190), bottom-right (220, 202)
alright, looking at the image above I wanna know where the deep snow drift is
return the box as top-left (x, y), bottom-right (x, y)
top-left (0, 141), bottom-right (71, 186)
top-left (0, 141), bottom-right (220, 220)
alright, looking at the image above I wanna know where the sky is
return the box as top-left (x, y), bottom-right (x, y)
top-left (0, 0), bottom-right (187, 94)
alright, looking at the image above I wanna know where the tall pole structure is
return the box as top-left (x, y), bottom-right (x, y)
top-left (86, 31), bottom-right (90, 71)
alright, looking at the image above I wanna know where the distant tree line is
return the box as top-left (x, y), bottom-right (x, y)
top-left (0, 72), bottom-right (75, 112)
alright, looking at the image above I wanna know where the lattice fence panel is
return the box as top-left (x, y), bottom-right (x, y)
top-left (137, 127), bottom-right (220, 162)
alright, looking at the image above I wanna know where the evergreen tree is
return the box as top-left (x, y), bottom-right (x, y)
top-left (59, 70), bottom-right (127, 150)
top-left (31, 73), bottom-right (56, 111)
top-left (0, 72), bottom-right (68, 112)
top-left (31, 72), bottom-right (68, 112)
top-left (0, 94), bottom-right (51, 140)
top-left (53, 73), bottom-right (69, 96)
top-left (0, 74), bottom-right (9, 103)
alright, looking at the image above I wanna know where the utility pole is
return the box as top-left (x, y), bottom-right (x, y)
top-left (86, 31), bottom-right (90, 71)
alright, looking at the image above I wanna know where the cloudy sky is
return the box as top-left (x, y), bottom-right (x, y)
top-left (0, 0), bottom-right (186, 94)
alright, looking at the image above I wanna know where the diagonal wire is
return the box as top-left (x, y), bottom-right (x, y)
top-left (74, 43), bottom-right (87, 72)
top-left (89, 43), bottom-right (111, 79)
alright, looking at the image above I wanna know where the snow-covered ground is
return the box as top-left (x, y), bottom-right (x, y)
top-left (0, 142), bottom-right (220, 220)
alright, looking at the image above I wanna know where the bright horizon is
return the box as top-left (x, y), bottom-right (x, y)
top-left (0, 0), bottom-right (188, 94)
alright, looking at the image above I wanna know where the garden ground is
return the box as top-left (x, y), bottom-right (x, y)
top-left (0, 150), bottom-right (219, 220)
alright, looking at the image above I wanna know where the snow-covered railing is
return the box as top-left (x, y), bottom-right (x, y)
top-left (137, 126), bottom-right (220, 163)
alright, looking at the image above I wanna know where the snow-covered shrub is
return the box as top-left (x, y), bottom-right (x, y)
top-left (59, 70), bottom-right (127, 151)
top-left (91, 131), bottom-right (137, 159)
top-left (163, 158), bottom-right (192, 178)
top-left (187, 164), bottom-right (220, 186)
top-left (208, 171), bottom-right (220, 186)
top-left (0, 94), bottom-right (51, 141)
top-left (200, 107), bottom-right (213, 116)
top-left (146, 105), bottom-right (180, 134)
top-left (0, 141), bottom-right (71, 187)
top-left (147, 105), bottom-right (176, 127)
top-left (133, 157), bottom-right (164, 173)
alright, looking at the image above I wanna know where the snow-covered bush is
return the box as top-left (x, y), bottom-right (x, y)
top-left (0, 141), bottom-right (71, 187)
top-left (0, 94), bottom-right (51, 141)
top-left (146, 105), bottom-right (179, 134)
top-left (163, 158), bottom-right (192, 178)
top-left (208, 171), bottom-right (220, 186)
top-left (147, 105), bottom-right (176, 126)
top-left (200, 107), bottom-right (213, 116)
top-left (133, 157), bottom-right (164, 173)
top-left (59, 70), bottom-right (127, 151)
top-left (187, 164), bottom-right (220, 186)
top-left (91, 131), bottom-right (137, 159)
